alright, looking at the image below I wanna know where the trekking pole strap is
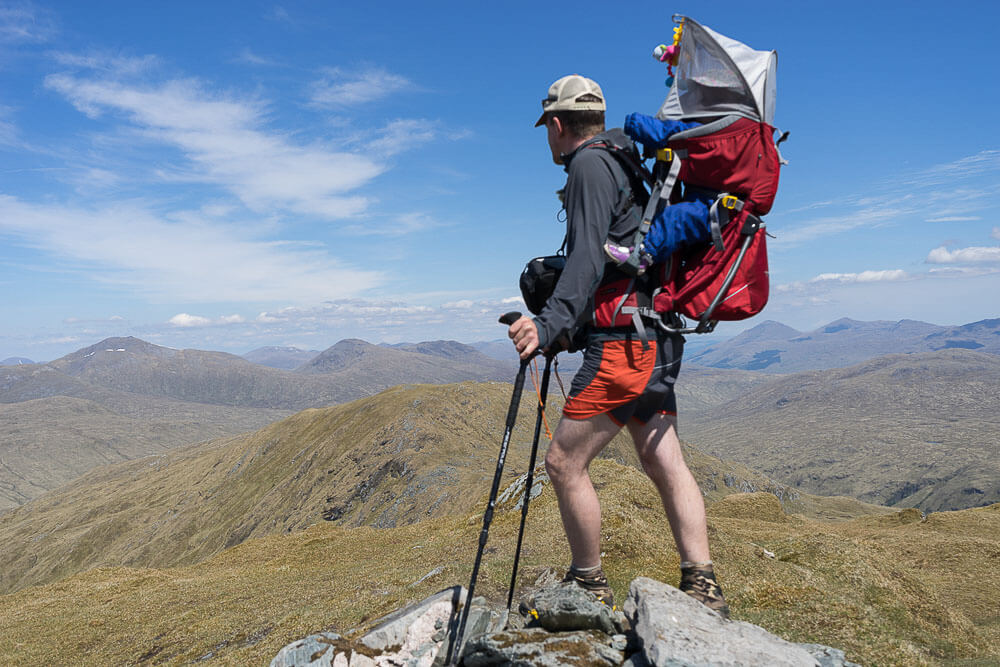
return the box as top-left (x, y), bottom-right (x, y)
top-left (507, 355), bottom-right (553, 611)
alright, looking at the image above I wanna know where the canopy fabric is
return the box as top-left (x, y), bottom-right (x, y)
top-left (656, 17), bottom-right (777, 125)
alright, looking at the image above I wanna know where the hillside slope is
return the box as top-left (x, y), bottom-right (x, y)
top-left (0, 395), bottom-right (289, 511)
top-left (0, 466), bottom-right (995, 666)
top-left (682, 349), bottom-right (1000, 511)
top-left (0, 380), bottom-right (877, 596)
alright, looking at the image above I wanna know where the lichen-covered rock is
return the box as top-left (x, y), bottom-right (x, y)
top-left (270, 633), bottom-right (343, 667)
top-left (523, 581), bottom-right (627, 635)
top-left (462, 628), bottom-right (623, 666)
top-left (797, 643), bottom-right (862, 667)
top-left (625, 577), bottom-right (820, 666)
top-left (358, 586), bottom-right (505, 667)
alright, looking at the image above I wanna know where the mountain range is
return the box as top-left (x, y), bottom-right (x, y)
top-left (2, 317), bottom-right (996, 517)
top-left (682, 348), bottom-right (1000, 512)
top-left (688, 317), bottom-right (1000, 373)
top-left (0, 336), bottom-right (516, 512)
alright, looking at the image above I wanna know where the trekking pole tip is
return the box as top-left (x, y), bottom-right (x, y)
top-left (499, 311), bottom-right (523, 325)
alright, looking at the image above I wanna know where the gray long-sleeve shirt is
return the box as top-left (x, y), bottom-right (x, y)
top-left (533, 129), bottom-right (643, 349)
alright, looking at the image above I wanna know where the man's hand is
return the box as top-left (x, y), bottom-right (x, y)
top-left (508, 316), bottom-right (540, 360)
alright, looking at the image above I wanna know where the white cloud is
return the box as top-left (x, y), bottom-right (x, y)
top-left (993, 227), bottom-right (1000, 241)
top-left (169, 313), bottom-right (211, 327)
top-left (926, 245), bottom-right (1000, 264)
top-left (44, 73), bottom-right (381, 219)
top-left (809, 269), bottom-right (909, 283)
top-left (169, 313), bottom-right (245, 327)
top-left (310, 67), bottom-right (414, 107)
top-left (0, 195), bottom-right (383, 302)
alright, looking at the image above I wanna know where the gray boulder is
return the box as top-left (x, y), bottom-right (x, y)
top-left (270, 633), bottom-right (344, 667)
top-left (462, 627), bottom-right (623, 666)
top-left (625, 577), bottom-right (820, 666)
top-left (524, 581), bottom-right (628, 635)
top-left (359, 586), bottom-right (505, 666)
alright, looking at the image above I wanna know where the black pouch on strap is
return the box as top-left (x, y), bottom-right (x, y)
top-left (519, 255), bottom-right (566, 316)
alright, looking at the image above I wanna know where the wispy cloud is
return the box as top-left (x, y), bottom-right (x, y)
top-left (232, 48), bottom-right (278, 67)
top-left (778, 150), bottom-right (1000, 247)
top-left (45, 71), bottom-right (381, 219)
top-left (341, 212), bottom-right (445, 237)
top-left (926, 245), bottom-right (1000, 264)
top-left (993, 227), bottom-right (1000, 241)
top-left (809, 269), bottom-right (909, 283)
top-left (0, 195), bottom-right (383, 302)
top-left (0, 2), bottom-right (55, 43)
top-left (925, 215), bottom-right (982, 223)
top-left (309, 66), bottom-right (415, 108)
top-left (367, 118), bottom-right (437, 157)
top-left (252, 295), bottom-right (525, 337)
top-left (50, 51), bottom-right (159, 76)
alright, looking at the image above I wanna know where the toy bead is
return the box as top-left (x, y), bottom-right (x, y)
top-left (665, 75), bottom-right (674, 88)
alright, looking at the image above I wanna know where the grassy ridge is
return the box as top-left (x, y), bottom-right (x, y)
top-left (1, 462), bottom-right (997, 665)
top-left (0, 378), bottom-right (887, 598)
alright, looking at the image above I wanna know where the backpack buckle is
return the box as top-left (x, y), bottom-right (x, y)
top-left (721, 195), bottom-right (739, 210)
top-left (656, 148), bottom-right (673, 163)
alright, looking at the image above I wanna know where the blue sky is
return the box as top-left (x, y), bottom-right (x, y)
top-left (2, 1), bottom-right (998, 361)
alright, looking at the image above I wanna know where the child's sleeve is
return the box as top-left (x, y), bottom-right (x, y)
top-left (624, 113), bottom-right (701, 149)
top-left (642, 192), bottom-right (715, 263)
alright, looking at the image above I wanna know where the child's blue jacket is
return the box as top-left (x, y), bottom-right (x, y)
top-left (623, 113), bottom-right (715, 263)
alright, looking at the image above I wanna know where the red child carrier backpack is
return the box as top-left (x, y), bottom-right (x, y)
top-left (594, 15), bottom-right (787, 337)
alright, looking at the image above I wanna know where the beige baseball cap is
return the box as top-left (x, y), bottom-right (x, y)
top-left (534, 74), bottom-right (606, 127)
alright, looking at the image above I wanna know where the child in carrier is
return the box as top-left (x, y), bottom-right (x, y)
top-left (603, 112), bottom-right (715, 274)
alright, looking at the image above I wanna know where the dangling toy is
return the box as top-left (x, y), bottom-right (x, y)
top-left (652, 20), bottom-right (685, 87)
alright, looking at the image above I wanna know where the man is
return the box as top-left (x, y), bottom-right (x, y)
top-left (507, 74), bottom-right (729, 617)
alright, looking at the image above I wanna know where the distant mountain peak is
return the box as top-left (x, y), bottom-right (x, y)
top-left (298, 339), bottom-right (377, 372)
top-left (735, 320), bottom-right (801, 341)
top-left (0, 357), bottom-right (34, 366)
top-left (60, 336), bottom-right (170, 363)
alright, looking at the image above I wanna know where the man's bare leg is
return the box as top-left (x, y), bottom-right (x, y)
top-left (544, 413), bottom-right (621, 568)
top-left (626, 413), bottom-right (710, 563)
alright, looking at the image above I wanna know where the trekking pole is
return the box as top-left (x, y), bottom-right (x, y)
top-left (506, 353), bottom-right (552, 612)
top-left (446, 311), bottom-right (530, 666)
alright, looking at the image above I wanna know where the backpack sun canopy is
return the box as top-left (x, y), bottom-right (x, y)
top-left (657, 16), bottom-right (777, 126)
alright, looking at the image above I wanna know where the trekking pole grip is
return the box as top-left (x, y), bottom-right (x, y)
top-left (499, 311), bottom-right (523, 325)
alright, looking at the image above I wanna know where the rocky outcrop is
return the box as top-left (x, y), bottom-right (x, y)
top-left (271, 577), bottom-right (860, 666)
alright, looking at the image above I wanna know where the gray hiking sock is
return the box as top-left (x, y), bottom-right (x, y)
top-left (680, 560), bottom-right (713, 569)
top-left (570, 563), bottom-right (604, 576)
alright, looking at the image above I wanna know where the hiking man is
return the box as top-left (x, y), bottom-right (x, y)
top-left (507, 74), bottom-right (729, 617)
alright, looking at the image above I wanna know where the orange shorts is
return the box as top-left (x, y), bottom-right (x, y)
top-left (562, 334), bottom-right (682, 426)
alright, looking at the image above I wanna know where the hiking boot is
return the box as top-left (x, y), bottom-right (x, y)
top-left (562, 567), bottom-right (615, 608)
top-left (679, 564), bottom-right (730, 619)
